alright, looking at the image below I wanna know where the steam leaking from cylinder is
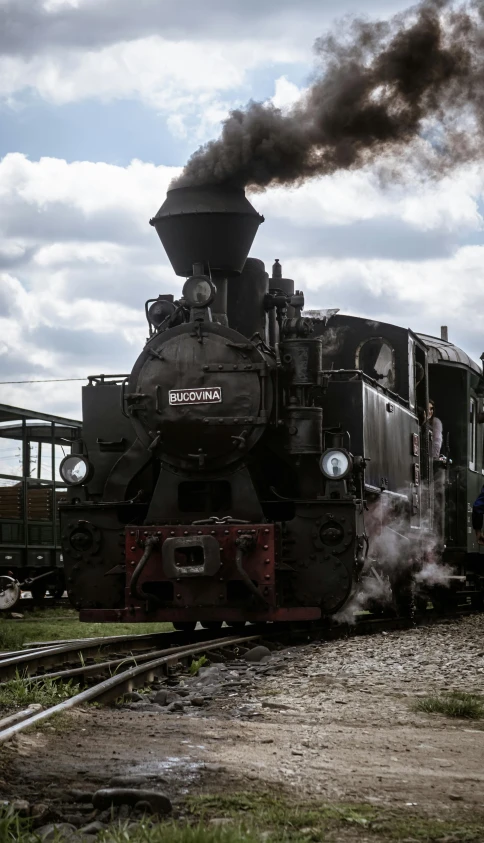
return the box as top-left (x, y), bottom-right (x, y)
top-left (173, 0), bottom-right (484, 191)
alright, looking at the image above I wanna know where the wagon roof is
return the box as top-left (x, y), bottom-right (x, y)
top-left (417, 333), bottom-right (482, 376)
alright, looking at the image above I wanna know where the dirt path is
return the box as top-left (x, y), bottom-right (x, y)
top-left (2, 615), bottom-right (484, 838)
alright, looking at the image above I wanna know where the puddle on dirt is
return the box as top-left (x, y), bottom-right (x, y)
top-left (128, 756), bottom-right (204, 792)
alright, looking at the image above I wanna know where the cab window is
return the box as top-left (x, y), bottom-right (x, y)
top-left (357, 338), bottom-right (395, 390)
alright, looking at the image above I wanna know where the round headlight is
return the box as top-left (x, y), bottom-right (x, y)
top-left (320, 449), bottom-right (352, 479)
top-left (147, 298), bottom-right (176, 327)
top-left (59, 454), bottom-right (91, 486)
top-left (182, 275), bottom-right (216, 308)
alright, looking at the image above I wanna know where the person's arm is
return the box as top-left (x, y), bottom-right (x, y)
top-left (432, 417), bottom-right (443, 458)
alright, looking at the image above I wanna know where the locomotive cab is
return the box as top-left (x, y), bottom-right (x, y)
top-left (419, 331), bottom-right (484, 606)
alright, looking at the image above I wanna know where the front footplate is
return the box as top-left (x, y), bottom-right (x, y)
top-left (79, 522), bottom-right (321, 623)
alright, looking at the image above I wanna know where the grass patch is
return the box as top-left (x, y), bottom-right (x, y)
top-left (0, 626), bottom-right (27, 653)
top-left (190, 656), bottom-right (208, 676)
top-left (0, 608), bottom-right (173, 653)
top-left (0, 806), bottom-right (31, 842)
top-left (414, 691), bottom-right (484, 719)
top-left (102, 821), bottom-right (259, 843)
top-left (2, 798), bottom-right (484, 843)
top-left (0, 672), bottom-right (80, 708)
top-left (186, 794), bottom-right (376, 838)
top-left (184, 792), bottom-right (484, 841)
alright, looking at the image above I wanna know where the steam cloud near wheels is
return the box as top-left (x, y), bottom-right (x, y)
top-left (173, 0), bottom-right (484, 191)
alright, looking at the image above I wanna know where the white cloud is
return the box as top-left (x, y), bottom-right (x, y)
top-left (0, 36), bottom-right (305, 113)
top-left (1, 151), bottom-right (484, 418)
top-left (42, 0), bottom-right (82, 10)
top-left (271, 75), bottom-right (304, 110)
top-left (0, 152), bottom-right (177, 218)
top-left (254, 163), bottom-right (484, 233)
top-left (0, 153), bottom-right (182, 416)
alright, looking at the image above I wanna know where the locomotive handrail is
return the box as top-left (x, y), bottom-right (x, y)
top-left (319, 369), bottom-right (410, 407)
top-left (119, 378), bottom-right (129, 418)
top-left (365, 484), bottom-right (410, 501)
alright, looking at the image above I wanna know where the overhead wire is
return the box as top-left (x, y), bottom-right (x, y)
top-left (0, 378), bottom-right (86, 384)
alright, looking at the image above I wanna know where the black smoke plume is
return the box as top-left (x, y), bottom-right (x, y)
top-left (173, 0), bottom-right (484, 191)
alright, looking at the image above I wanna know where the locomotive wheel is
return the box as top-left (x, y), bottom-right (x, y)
top-left (30, 585), bottom-right (47, 605)
top-left (48, 582), bottom-right (65, 600)
top-left (173, 621), bottom-right (197, 632)
top-left (0, 576), bottom-right (21, 612)
top-left (200, 621), bottom-right (223, 631)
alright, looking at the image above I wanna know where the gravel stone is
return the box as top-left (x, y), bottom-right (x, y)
top-left (177, 688), bottom-right (191, 698)
top-left (36, 823), bottom-right (78, 841)
top-left (68, 791), bottom-right (94, 804)
top-left (11, 800), bottom-right (29, 816)
top-left (151, 690), bottom-right (179, 706)
top-left (108, 776), bottom-right (150, 788)
top-left (190, 696), bottom-right (205, 707)
top-left (30, 804), bottom-right (51, 825)
top-left (129, 701), bottom-right (163, 712)
top-left (195, 665), bottom-right (226, 685)
top-left (165, 700), bottom-right (186, 712)
top-left (92, 788), bottom-right (172, 815)
top-left (243, 646), bottom-right (272, 663)
top-left (123, 692), bottom-right (144, 703)
top-left (133, 800), bottom-right (154, 814)
top-left (79, 822), bottom-right (105, 835)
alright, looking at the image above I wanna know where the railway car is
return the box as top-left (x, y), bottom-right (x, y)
top-left (0, 404), bottom-right (81, 610)
top-left (58, 185), bottom-right (484, 627)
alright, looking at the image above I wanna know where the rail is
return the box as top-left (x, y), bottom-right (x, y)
top-left (0, 634), bottom-right (259, 745)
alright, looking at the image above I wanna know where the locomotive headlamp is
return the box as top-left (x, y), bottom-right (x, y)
top-left (59, 454), bottom-right (92, 486)
top-left (182, 275), bottom-right (216, 308)
top-left (320, 448), bottom-right (352, 479)
top-left (147, 298), bottom-right (176, 327)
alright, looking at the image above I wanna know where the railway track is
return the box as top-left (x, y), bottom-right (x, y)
top-left (0, 631), bottom-right (263, 745)
top-left (0, 606), bottom-right (471, 747)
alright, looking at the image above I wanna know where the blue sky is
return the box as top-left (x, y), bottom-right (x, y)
top-left (0, 0), bottom-right (482, 418)
top-left (0, 60), bottom-right (310, 166)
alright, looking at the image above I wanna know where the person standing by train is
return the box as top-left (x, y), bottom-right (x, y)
top-left (428, 399), bottom-right (443, 459)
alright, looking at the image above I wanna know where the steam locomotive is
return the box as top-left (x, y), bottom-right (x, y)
top-left (59, 185), bottom-right (484, 627)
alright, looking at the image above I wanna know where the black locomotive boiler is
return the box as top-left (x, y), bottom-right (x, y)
top-left (59, 185), bottom-right (484, 627)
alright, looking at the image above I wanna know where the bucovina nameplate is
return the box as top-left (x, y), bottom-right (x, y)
top-left (168, 387), bottom-right (223, 406)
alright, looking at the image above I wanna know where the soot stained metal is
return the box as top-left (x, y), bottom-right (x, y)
top-left (59, 184), bottom-right (484, 627)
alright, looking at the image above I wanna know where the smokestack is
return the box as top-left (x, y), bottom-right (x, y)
top-left (149, 185), bottom-right (264, 278)
top-left (441, 326), bottom-right (448, 342)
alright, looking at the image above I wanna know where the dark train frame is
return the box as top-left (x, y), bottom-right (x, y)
top-left (0, 404), bottom-right (81, 608)
top-left (56, 185), bottom-right (484, 627)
